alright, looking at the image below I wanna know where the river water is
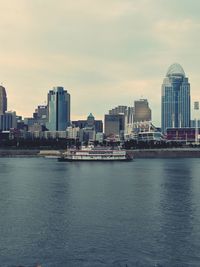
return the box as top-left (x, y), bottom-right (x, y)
top-left (0, 157), bottom-right (200, 267)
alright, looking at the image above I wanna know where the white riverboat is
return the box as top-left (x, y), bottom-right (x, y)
top-left (58, 146), bottom-right (133, 162)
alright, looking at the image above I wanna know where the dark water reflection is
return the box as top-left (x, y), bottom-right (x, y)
top-left (0, 158), bottom-right (200, 266)
top-left (159, 159), bottom-right (200, 266)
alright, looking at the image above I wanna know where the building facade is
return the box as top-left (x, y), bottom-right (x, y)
top-left (66, 126), bottom-right (80, 139)
top-left (0, 86), bottom-right (7, 115)
top-left (72, 113), bottom-right (103, 133)
top-left (104, 114), bottom-right (125, 137)
top-left (109, 105), bottom-right (128, 115)
top-left (191, 120), bottom-right (200, 128)
top-left (33, 105), bottom-right (48, 121)
top-left (166, 127), bottom-right (198, 143)
top-left (161, 63), bottom-right (191, 133)
top-left (47, 87), bottom-right (70, 131)
top-left (0, 111), bottom-right (17, 131)
top-left (133, 99), bottom-right (151, 122)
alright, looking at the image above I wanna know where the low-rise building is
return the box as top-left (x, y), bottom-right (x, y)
top-left (166, 128), bottom-right (199, 143)
top-left (95, 132), bottom-right (104, 143)
top-left (66, 126), bottom-right (80, 139)
top-left (79, 128), bottom-right (96, 143)
top-left (44, 131), bottom-right (67, 139)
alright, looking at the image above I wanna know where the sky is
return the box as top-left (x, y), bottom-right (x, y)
top-left (0, 0), bottom-right (200, 125)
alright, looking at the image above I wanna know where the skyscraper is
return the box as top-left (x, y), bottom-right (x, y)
top-left (47, 86), bottom-right (70, 131)
top-left (133, 99), bottom-right (151, 122)
top-left (0, 86), bottom-right (7, 115)
top-left (104, 114), bottom-right (125, 137)
top-left (109, 105), bottom-right (127, 115)
top-left (161, 63), bottom-right (190, 133)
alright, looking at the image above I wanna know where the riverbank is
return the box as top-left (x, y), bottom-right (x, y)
top-left (128, 148), bottom-right (200, 158)
top-left (0, 149), bottom-right (64, 157)
top-left (0, 149), bottom-right (40, 157)
top-left (0, 148), bottom-right (200, 158)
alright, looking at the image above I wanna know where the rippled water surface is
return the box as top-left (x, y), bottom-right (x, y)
top-left (0, 157), bottom-right (200, 266)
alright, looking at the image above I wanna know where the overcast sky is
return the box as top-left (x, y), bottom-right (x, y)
top-left (1, 0), bottom-right (200, 125)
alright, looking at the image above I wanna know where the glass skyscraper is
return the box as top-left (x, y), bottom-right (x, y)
top-left (161, 63), bottom-right (190, 133)
top-left (47, 86), bottom-right (70, 131)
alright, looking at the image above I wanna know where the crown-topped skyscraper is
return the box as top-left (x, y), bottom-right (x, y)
top-left (161, 63), bottom-right (191, 133)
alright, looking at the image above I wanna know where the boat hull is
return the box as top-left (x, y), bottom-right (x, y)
top-left (58, 157), bottom-right (133, 162)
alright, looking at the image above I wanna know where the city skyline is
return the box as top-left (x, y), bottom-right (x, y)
top-left (1, 1), bottom-right (200, 124)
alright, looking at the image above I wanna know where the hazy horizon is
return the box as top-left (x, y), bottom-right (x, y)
top-left (1, 0), bottom-right (200, 125)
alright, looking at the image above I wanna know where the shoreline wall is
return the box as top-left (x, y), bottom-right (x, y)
top-left (128, 149), bottom-right (200, 158)
top-left (0, 149), bottom-right (40, 157)
top-left (0, 148), bottom-right (200, 158)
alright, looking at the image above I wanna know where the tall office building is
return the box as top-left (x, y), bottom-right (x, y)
top-left (0, 86), bottom-right (7, 115)
top-left (107, 105), bottom-right (132, 137)
top-left (133, 99), bottom-right (151, 122)
top-left (47, 86), bottom-right (70, 131)
top-left (109, 106), bottom-right (127, 115)
top-left (161, 63), bottom-right (190, 133)
top-left (0, 111), bottom-right (17, 131)
top-left (104, 114), bottom-right (125, 137)
top-left (127, 107), bottom-right (134, 124)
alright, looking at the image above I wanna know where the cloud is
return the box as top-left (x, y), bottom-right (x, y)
top-left (0, 0), bottom-right (199, 125)
top-left (153, 19), bottom-right (200, 49)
